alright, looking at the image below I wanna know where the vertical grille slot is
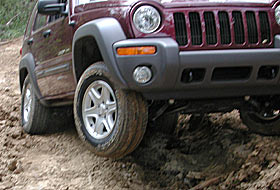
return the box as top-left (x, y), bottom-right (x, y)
top-left (246, 11), bottom-right (258, 44)
top-left (232, 11), bottom-right (245, 44)
top-left (218, 11), bottom-right (231, 44)
top-left (204, 12), bottom-right (217, 45)
top-left (189, 12), bottom-right (202, 45)
top-left (259, 11), bottom-right (271, 44)
top-left (174, 13), bottom-right (188, 46)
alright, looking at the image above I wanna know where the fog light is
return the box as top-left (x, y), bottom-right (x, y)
top-left (133, 66), bottom-right (152, 84)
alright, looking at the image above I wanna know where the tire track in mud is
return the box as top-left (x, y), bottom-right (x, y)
top-left (125, 114), bottom-right (253, 189)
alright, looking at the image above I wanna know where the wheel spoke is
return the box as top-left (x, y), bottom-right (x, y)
top-left (90, 119), bottom-right (96, 132)
top-left (84, 107), bottom-right (100, 118)
top-left (24, 100), bottom-right (29, 108)
top-left (27, 96), bottom-right (32, 107)
top-left (24, 90), bottom-right (30, 107)
top-left (95, 117), bottom-right (104, 134)
top-left (102, 119), bottom-right (111, 132)
top-left (101, 87), bottom-right (111, 103)
top-left (107, 103), bottom-right (116, 113)
top-left (89, 88), bottom-right (101, 104)
top-left (106, 114), bottom-right (115, 129)
top-left (23, 87), bottom-right (32, 123)
top-left (26, 89), bottom-right (29, 95)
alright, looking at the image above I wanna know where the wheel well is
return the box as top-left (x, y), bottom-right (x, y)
top-left (19, 68), bottom-right (28, 92)
top-left (73, 36), bottom-right (103, 81)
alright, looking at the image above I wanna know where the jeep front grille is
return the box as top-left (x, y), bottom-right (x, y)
top-left (173, 10), bottom-right (272, 49)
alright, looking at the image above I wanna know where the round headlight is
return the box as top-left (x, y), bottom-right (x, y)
top-left (275, 5), bottom-right (280, 25)
top-left (133, 5), bottom-right (161, 34)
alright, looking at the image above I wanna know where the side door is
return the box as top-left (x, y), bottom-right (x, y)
top-left (22, 3), bottom-right (37, 56)
top-left (30, 1), bottom-right (76, 98)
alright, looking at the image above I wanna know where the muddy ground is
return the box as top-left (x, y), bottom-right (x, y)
top-left (0, 38), bottom-right (280, 190)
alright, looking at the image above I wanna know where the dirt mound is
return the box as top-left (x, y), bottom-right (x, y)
top-left (1, 39), bottom-right (280, 190)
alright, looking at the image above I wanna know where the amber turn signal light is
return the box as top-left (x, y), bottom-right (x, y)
top-left (117, 46), bottom-right (156, 56)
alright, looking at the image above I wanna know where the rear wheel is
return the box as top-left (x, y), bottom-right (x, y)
top-left (240, 97), bottom-right (280, 135)
top-left (74, 62), bottom-right (148, 159)
top-left (21, 76), bottom-right (72, 134)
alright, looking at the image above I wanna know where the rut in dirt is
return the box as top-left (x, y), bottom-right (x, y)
top-left (118, 113), bottom-right (252, 189)
top-left (1, 39), bottom-right (280, 190)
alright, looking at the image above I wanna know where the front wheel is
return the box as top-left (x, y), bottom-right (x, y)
top-left (240, 97), bottom-right (280, 135)
top-left (74, 62), bottom-right (148, 159)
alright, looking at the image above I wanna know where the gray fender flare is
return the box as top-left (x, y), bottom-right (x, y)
top-left (72, 18), bottom-right (127, 88)
top-left (19, 53), bottom-right (42, 99)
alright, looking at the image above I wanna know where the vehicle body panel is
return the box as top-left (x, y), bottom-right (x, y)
top-left (19, 0), bottom-right (280, 106)
top-left (73, 0), bottom-right (277, 8)
top-left (32, 16), bottom-right (75, 97)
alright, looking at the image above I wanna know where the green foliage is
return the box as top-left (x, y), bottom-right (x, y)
top-left (0, 0), bottom-right (35, 40)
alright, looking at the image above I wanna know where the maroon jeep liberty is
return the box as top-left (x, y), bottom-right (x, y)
top-left (20, 0), bottom-right (280, 158)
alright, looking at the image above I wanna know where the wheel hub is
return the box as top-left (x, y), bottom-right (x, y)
top-left (100, 104), bottom-right (106, 114)
top-left (23, 85), bottom-right (32, 124)
top-left (257, 109), bottom-right (280, 121)
top-left (247, 97), bottom-right (280, 121)
top-left (82, 80), bottom-right (117, 140)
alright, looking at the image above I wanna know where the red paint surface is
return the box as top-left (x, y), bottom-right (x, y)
top-left (21, 0), bottom-right (280, 101)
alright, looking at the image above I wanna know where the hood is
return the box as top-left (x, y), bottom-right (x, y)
top-left (76, 0), bottom-right (277, 9)
top-left (154, 0), bottom-right (277, 8)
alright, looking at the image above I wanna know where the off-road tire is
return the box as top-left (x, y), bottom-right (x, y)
top-left (74, 62), bottom-right (148, 159)
top-left (240, 109), bottom-right (280, 136)
top-left (21, 76), bottom-right (73, 134)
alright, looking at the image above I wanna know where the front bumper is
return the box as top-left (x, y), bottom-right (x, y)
top-left (113, 36), bottom-right (280, 100)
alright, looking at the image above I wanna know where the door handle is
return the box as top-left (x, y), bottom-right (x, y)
top-left (43, 29), bottom-right (51, 38)
top-left (27, 38), bottom-right (33, 46)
